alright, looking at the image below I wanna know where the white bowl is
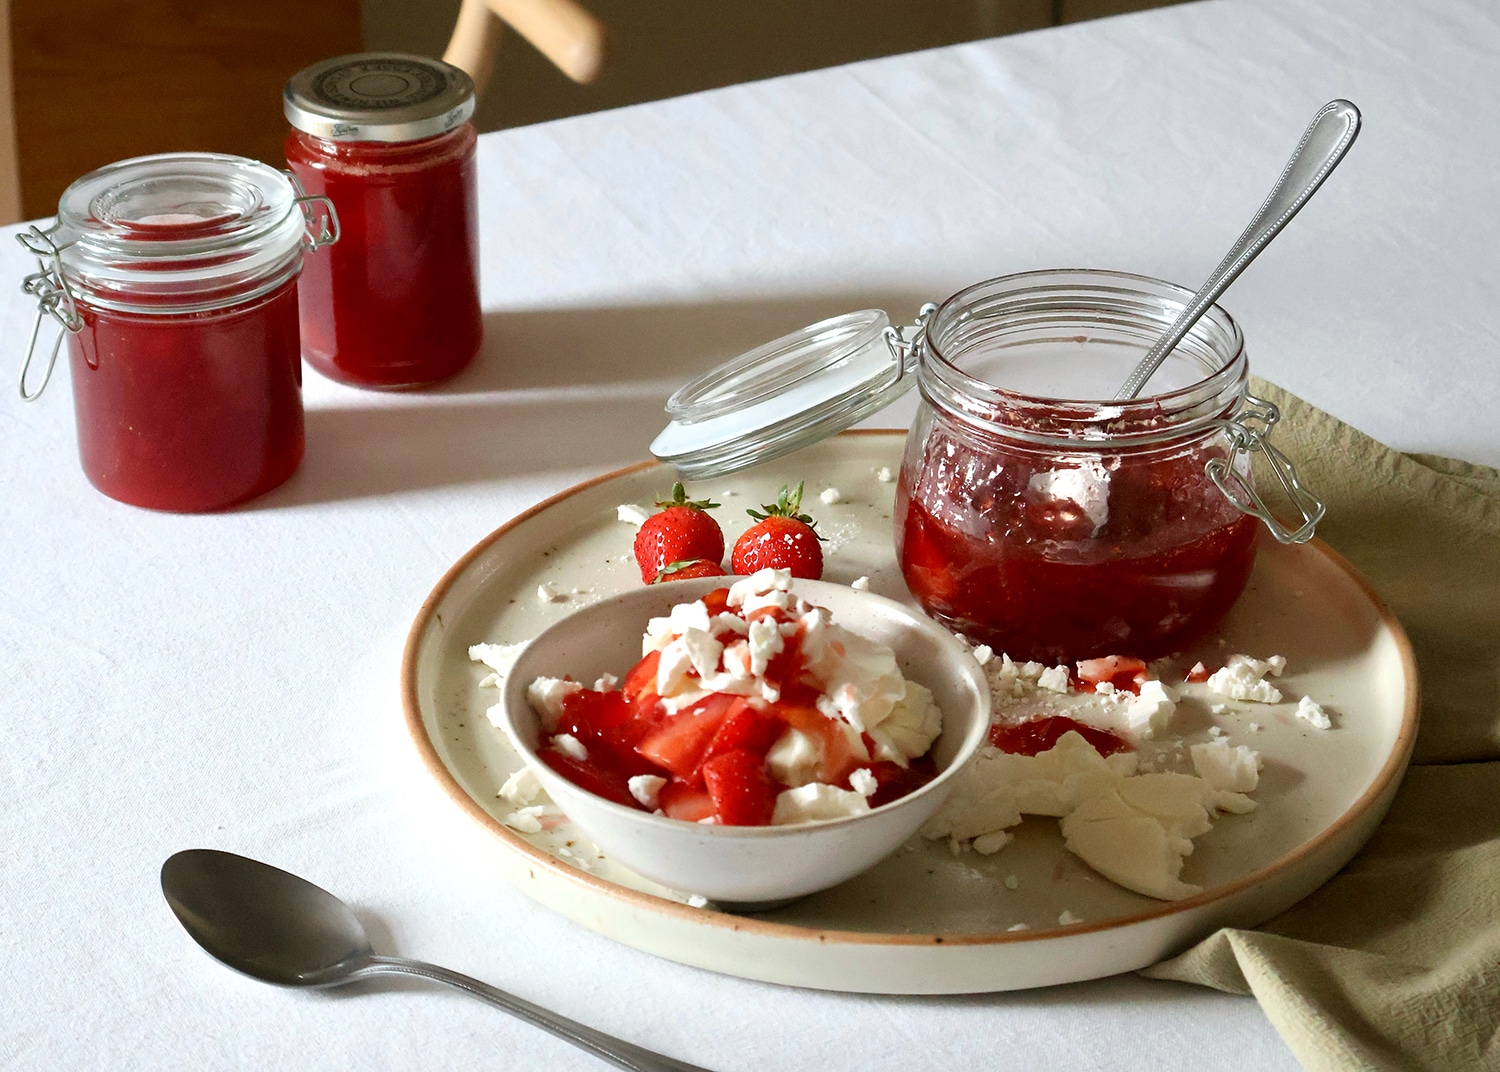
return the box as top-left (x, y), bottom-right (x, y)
top-left (498, 577), bottom-right (990, 906)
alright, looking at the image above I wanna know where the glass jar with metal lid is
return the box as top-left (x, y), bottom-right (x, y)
top-left (284, 52), bottom-right (482, 389)
top-left (16, 152), bottom-right (338, 512)
top-left (651, 269), bottom-right (1324, 663)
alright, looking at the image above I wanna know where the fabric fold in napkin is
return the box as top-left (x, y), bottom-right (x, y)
top-left (1142, 380), bottom-right (1500, 1072)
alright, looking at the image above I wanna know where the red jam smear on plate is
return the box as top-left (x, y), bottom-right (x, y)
top-left (989, 716), bottom-right (1132, 758)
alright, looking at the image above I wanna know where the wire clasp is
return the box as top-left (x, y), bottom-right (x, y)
top-left (16, 225), bottom-right (83, 401)
top-left (1208, 392), bottom-right (1325, 544)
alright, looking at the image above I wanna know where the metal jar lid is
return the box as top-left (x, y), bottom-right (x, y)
top-left (283, 53), bottom-right (476, 143)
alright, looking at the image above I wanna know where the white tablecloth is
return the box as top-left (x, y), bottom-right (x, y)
top-left (5, 0), bottom-right (1495, 1067)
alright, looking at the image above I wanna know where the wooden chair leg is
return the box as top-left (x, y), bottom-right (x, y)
top-left (444, 0), bottom-right (606, 98)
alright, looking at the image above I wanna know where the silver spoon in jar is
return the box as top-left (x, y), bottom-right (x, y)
top-left (161, 849), bottom-right (712, 1072)
top-left (1114, 99), bottom-right (1361, 401)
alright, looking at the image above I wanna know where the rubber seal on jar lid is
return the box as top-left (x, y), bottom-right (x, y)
top-left (283, 53), bottom-right (475, 143)
top-left (650, 309), bottom-right (915, 479)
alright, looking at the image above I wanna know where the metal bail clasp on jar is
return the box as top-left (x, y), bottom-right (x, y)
top-left (1207, 390), bottom-right (1326, 544)
top-left (16, 226), bottom-right (83, 401)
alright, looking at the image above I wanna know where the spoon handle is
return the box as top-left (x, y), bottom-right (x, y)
top-left (1113, 99), bottom-right (1361, 400)
top-left (358, 955), bottom-right (714, 1072)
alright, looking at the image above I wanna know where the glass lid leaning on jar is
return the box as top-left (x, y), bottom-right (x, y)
top-left (651, 269), bottom-right (1325, 664)
top-left (16, 152), bottom-right (338, 513)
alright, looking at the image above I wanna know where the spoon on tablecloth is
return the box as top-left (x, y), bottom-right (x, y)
top-left (1113, 99), bottom-right (1361, 400)
top-left (161, 849), bottom-right (712, 1072)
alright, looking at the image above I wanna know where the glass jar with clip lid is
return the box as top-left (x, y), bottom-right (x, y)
top-left (651, 269), bottom-right (1325, 663)
top-left (17, 152), bottom-right (338, 512)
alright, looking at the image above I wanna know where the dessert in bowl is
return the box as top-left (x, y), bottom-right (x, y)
top-left (494, 571), bottom-right (990, 905)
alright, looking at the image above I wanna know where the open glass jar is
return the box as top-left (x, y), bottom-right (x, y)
top-left (653, 269), bottom-right (1323, 663)
top-left (17, 152), bottom-right (338, 512)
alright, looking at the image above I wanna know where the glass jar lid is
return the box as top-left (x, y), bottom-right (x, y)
top-left (649, 309), bottom-right (921, 479)
top-left (284, 53), bottom-right (475, 143)
top-left (50, 152), bottom-right (311, 312)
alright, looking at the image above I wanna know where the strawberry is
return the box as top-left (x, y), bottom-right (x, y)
top-left (658, 780), bottom-right (718, 822)
top-left (731, 482), bottom-right (823, 579)
top-left (635, 694), bottom-right (738, 780)
top-left (654, 558), bottom-right (727, 583)
top-left (633, 483), bottom-right (724, 584)
top-left (700, 749), bottom-right (778, 826)
top-left (538, 749), bottom-right (639, 809)
top-left (698, 702), bottom-right (784, 769)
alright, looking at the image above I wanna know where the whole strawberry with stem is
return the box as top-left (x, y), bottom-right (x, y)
top-left (732, 481), bottom-right (824, 579)
top-left (634, 483), bottom-right (725, 584)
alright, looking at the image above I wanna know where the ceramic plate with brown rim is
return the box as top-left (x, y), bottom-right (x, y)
top-left (400, 429), bottom-right (1418, 994)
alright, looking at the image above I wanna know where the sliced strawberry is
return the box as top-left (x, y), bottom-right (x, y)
top-left (654, 558), bottom-right (728, 583)
top-left (658, 779), bottom-right (718, 822)
top-left (556, 686), bottom-right (633, 737)
top-left (622, 649), bottom-right (662, 706)
top-left (538, 749), bottom-right (641, 809)
top-left (731, 482), bottom-right (823, 579)
top-left (1076, 655), bottom-right (1149, 694)
top-left (699, 701), bottom-right (784, 768)
top-left (701, 749), bottom-right (778, 826)
top-left (635, 694), bottom-right (737, 780)
top-left (634, 484), bottom-right (725, 584)
top-left (700, 586), bottom-right (732, 616)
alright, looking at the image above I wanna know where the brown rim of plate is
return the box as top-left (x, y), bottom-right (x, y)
top-left (398, 428), bottom-right (1421, 948)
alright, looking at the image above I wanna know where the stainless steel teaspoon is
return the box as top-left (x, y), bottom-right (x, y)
top-left (161, 849), bottom-right (712, 1072)
top-left (1114, 99), bottom-right (1361, 400)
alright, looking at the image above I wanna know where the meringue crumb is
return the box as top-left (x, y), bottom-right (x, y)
top-left (819, 487), bottom-right (842, 505)
top-left (1058, 910), bottom-right (1083, 926)
top-left (875, 466), bottom-right (894, 482)
top-left (1007, 923), bottom-right (1029, 932)
top-left (1296, 695), bottom-right (1333, 729)
top-left (851, 576), bottom-right (871, 591)
top-left (616, 503), bottom-right (651, 527)
top-left (1003, 874), bottom-right (1019, 890)
top-left (537, 582), bottom-right (566, 604)
top-left (686, 894), bottom-right (710, 908)
top-left (501, 805), bottom-right (546, 834)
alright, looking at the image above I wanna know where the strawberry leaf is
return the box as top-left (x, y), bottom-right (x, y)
top-left (654, 482), bottom-right (719, 512)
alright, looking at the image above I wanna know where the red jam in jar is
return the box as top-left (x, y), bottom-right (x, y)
top-left (284, 53), bottom-right (481, 389)
top-left (895, 270), bottom-right (1319, 664)
top-left (17, 153), bottom-right (336, 512)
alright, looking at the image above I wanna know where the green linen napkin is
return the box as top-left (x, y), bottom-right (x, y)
top-left (1142, 380), bottom-right (1500, 1072)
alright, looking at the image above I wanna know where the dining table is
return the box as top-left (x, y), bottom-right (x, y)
top-left (4, 0), bottom-right (1498, 1068)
